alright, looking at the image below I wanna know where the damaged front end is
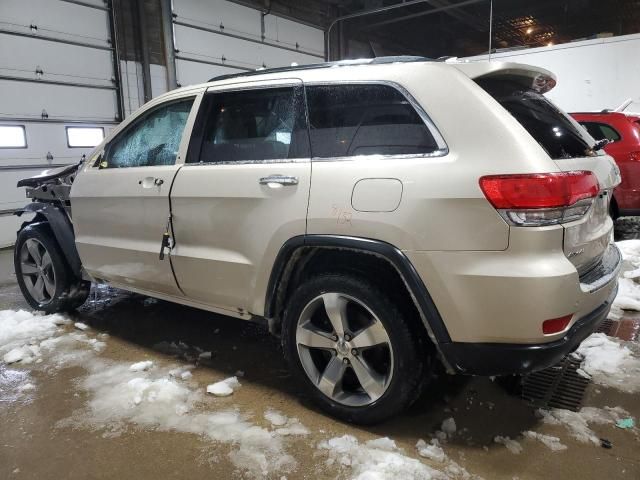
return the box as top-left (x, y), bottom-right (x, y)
top-left (15, 161), bottom-right (87, 280)
top-left (17, 162), bottom-right (81, 213)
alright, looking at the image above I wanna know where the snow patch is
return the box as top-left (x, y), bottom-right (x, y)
top-left (318, 435), bottom-right (446, 480)
top-left (207, 376), bottom-right (241, 397)
top-left (416, 439), bottom-right (446, 463)
top-left (74, 322), bottom-right (89, 331)
top-left (265, 409), bottom-right (288, 427)
top-left (441, 417), bottom-right (457, 438)
top-left (493, 436), bottom-right (522, 454)
top-left (539, 406), bottom-right (630, 445)
top-left (577, 333), bottom-right (640, 393)
top-left (522, 431), bottom-right (567, 451)
top-left (64, 360), bottom-right (300, 478)
top-left (129, 360), bottom-right (154, 372)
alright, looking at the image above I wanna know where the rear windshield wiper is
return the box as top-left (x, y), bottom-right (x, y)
top-left (592, 139), bottom-right (609, 151)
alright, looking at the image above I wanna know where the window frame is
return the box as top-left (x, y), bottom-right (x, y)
top-left (98, 96), bottom-right (197, 169)
top-left (303, 80), bottom-right (449, 161)
top-left (0, 124), bottom-right (28, 149)
top-left (186, 80), bottom-right (310, 166)
top-left (65, 126), bottom-right (105, 148)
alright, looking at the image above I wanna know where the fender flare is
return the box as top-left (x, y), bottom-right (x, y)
top-left (15, 202), bottom-right (83, 278)
top-left (265, 235), bottom-right (453, 350)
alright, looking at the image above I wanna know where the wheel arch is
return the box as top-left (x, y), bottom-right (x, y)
top-left (15, 202), bottom-right (83, 279)
top-left (265, 235), bottom-right (453, 369)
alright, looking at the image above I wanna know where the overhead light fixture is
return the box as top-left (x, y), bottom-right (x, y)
top-left (526, 27), bottom-right (533, 34)
top-left (547, 41), bottom-right (554, 46)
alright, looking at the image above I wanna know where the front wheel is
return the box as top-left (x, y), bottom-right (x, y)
top-left (282, 274), bottom-right (429, 424)
top-left (14, 223), bottom-right (90, 313)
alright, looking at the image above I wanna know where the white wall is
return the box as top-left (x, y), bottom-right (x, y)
top-left (463, 33), bottom-right (640, 113)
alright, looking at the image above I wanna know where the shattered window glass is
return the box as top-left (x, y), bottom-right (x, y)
top-left (193, 87), bottom-right (309, 163)
top-left (104, 98), bottom-right (194, 168)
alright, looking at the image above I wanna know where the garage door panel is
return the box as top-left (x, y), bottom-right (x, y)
top-left (0, 123), bottom-right (114, 167)
top-left (0, 80), bottom-right (117, 120)
top-left (263, 15), bottom-right (324, 56)
top-left (173, 0), bottom-right (261, 36)
top-left (0, 0), bottom-right (110, 44)
top-left (0, 35), bottom-right (114, 86)
top-left (176, 59), bottom-right (240, 87)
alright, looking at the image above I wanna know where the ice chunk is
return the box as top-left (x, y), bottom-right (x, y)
top-left (318, 434), bottom-right (444, 479)
top-left (129, 361), bottom-right (154, 372)
top-left (522, 431), bottom-right (567, 451)
top-left (207, 376), bottom-right (241, 396)
top-left (416, 439), bottom-right (446, 462)
top-left (265, 409), bottom-right (288, 427)
top-left (494, 436), bottom-right (523, 454)
top-left (441, 417), bottom-right (456, 437)
top-left (74, 322), bottom-right (90, 331)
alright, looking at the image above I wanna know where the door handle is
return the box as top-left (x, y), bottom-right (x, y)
top-left (139, 177), bottom-right (164, 188)
top-left (259, 175), bottom-right (299, 186)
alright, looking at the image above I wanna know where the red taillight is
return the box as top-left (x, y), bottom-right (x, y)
top-left (479, 171), bottom-right (599, 209)
top-left (542, 315), bottom-right (573, 334)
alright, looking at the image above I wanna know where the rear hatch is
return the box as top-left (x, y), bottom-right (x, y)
top-left (459, 62), bottom-right (620, 274)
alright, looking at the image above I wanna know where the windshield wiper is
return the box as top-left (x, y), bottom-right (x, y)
top-left (592, 139), bottom-right (609, 151)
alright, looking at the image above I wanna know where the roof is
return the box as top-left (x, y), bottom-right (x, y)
top-left (207, 56), bottom-right (435, 82)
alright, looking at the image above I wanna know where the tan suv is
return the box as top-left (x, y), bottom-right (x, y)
top-left (14, 57), bottom-right (622, 424)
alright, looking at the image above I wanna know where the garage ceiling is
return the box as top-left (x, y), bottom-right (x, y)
top-left (235, 0), bottom-right (640, 58)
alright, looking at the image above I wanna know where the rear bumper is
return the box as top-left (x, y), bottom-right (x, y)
top-left (438, 285), bottom-right (617, 376)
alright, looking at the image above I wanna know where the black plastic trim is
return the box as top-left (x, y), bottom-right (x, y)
top-left (439, 285), bottom-right (618, 376)
top-left (15, 202), bottom-right (83, 277)
top-left (265, 235), bottom-right (452, 343)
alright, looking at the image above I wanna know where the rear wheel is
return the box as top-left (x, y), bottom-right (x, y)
top-left (282, 274), bottom-right (429, 424)
top-left (15, 223), bottom-right (90, 313)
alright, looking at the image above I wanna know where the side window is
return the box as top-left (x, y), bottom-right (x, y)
top-left (305, 84), bottom-right (439, 158)
top-left (580, 122), bottom-right (621, 143)
top-left (102, 98), bottom-right (194, 168)
top-left (191, 86), bottom-right (309, 163)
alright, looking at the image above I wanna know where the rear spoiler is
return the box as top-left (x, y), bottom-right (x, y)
top-left (451, 61), bottom-right (558, 94)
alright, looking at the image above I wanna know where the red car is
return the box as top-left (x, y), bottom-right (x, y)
top-left (571, 112), bottom-right (640, 217)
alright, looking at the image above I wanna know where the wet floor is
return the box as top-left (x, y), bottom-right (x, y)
top-left (1, 251), bottom-right (640, 479)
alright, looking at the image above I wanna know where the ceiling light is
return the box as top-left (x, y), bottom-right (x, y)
top-left (526, 27), bottom-right (533, 34)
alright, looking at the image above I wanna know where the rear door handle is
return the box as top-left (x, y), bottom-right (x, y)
top-left (259, 175), bottom-right (298, 186)
top-left (139, 177), bottom-right (164, 188)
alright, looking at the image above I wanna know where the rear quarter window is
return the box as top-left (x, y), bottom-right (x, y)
top-left (305, 84), bottom-right (440, 158)
top-left (477, 78), bottom-right (592, 159)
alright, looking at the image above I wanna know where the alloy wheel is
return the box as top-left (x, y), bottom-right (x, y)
top-left (295, 292), bottom-right (394, 407)
top-left (20, 238), bottom-right (56, 304)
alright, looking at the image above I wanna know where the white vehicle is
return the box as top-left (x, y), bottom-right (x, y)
top-left (15, 57), bottom-right (621, 423)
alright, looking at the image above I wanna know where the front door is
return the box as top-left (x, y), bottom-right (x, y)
top-left (71, 95), bottom-right (199, 296)
top-left (170, 79), bottom-right (311, 314)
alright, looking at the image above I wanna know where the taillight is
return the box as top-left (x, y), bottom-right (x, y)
top-left (479, 171), bottom-right (599, 226)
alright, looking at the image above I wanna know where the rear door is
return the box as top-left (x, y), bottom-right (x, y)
top-left (169, 79), bottom-right (311, 314)
top-left (476, 77), bottom-right (620, 273)
top-left (71, 94), bottom-right (200, 295)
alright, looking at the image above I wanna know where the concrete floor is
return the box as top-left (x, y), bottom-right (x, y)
top-left (1, 248), bottom-right (639, 480)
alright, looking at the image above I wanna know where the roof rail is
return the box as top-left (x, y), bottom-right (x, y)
top-left (207, 55), bottom-right (433, 82)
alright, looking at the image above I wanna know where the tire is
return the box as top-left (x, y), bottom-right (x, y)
top-left (282, 274), bottom-right (429, 424)
top-left (14, 223), bottom-right (90, 313)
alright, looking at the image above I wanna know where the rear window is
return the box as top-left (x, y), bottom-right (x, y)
top-left (578, 122), bottom-right (621, 142)
top-left (306, 84), bottom-right (439, 158)
top-left (477, 78), bottom-right (592, 159)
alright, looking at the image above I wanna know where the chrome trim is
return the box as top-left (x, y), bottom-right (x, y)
top-left (184, 157), bottom-right (309, 166)
top-left (259, 175), bottom-right (298, 186)
top-left (579, 243), bottom-right (622, 293)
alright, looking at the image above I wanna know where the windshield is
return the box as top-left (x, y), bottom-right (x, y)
top-left (477, 77), bottom-right (593, 159)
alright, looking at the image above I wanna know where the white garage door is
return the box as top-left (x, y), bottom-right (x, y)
top-left (0, 0), bottom-right (120, 247)
top-left (172, 0), bottom-right (325, 86)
